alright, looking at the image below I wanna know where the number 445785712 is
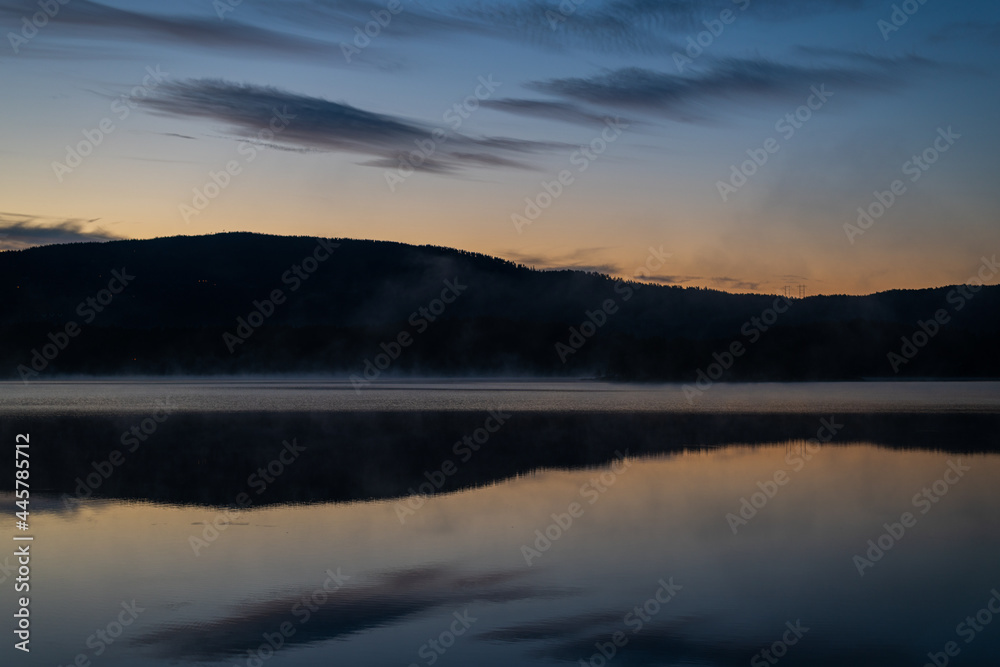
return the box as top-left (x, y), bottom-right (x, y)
top-left (15, 434), bottom-right (29, 530)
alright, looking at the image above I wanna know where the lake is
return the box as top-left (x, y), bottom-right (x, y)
top-left (1, 380), bottom-right (998, 666)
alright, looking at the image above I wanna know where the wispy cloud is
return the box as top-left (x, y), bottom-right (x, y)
top-left (793, 45), bottom-right (937, 68)
top-left (502, 247), bottom-right (620, 274)
top-left (643, 274), bottom-right (702, 285)
top-left (0, 0), bottom-right (339, 58)
top-left (526, 54), bottom-right (935, 121)
top-left (482, 98), bottom-right (628, 126)
top-left (457, 0), bottom-right (677, 54)
top-left (143, 79), bottom-right (564, 174)
top-left (929, 21), bottom-right (1000, 45)
top-left (0, 0), bottom-right (674, 60)
top-left (643, 274), bottom-right (761, 291)
top-left (710, 276), bottom-right (762, 292)
top-left (460, 0), bottom-right (881, 53)
top-left (0, 213), bottom-right (122, 250)
top-left (0, 0), bottom-right (886, 63)
top-left (258, 0), bottom-right (491, 41)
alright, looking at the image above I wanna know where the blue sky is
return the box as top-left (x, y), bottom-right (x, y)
top-left (1, 0), bottom-right (998, 294)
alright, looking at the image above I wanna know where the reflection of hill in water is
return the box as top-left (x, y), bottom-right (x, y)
top-left (5, 411), bottom-right (998, 506)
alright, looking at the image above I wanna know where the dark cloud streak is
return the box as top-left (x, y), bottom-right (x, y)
top-left (0, 0), bottom-right (339, 58)
top-left (0, 214), bottom-right (122, 251)
top-left (0, 0), bottom-right (892, 63)
top-left (527, 54), bottom-right (934, 120)
top-left (482, 98), bottom-right (628, 126)
top-left (143, 79), bottom-right (565, 174)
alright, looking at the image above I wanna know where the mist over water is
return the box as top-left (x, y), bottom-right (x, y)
top-left (3, 378), bottom-right (1000, 415)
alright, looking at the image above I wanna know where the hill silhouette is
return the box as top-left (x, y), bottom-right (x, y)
top-left (1, 232), bottom-right (997, 380)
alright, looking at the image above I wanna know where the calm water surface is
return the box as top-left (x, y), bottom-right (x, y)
top-left (2, 379), bottom-right (1000, 414)
top-left (1, 381), bottom-right (998, 666)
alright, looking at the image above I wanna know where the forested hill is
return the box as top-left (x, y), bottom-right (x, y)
top-left (2, 233), bottom-right (997, 379)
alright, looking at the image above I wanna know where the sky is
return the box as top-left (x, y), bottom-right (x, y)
top-left (0, 0), bottom-right (998, 295)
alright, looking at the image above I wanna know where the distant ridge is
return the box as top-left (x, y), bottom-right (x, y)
top-left (2, 233), bottom-right (998, 380)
